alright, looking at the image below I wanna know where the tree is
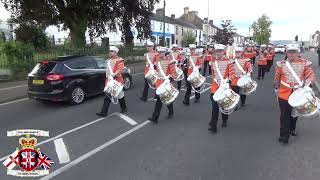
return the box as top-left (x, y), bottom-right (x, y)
top-left (251, 14), bottom-right (272, 45)
top-left (182, 31), bottom-right (196, 47)
top-left (15, 24), bottom-right (49, 50)
top-left (213, 20), bottom-right (236, 45)
top-left (2, 0), bottom-right (159, 47)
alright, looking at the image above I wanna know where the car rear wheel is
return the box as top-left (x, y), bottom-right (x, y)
top-left (123, 75), bottom-right (131, 91)
top-left (69, 86), bottom-right (85, 105)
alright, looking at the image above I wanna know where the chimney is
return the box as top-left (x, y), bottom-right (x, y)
top-left (156, 8), bottom-right (164, 16)
top-left (184, 7), bottom-right (189, 15)
top-left (204, 17), bottom-right (208, 23)
top-left (209, 20), bottom-right (213, 25)
top-left (171, 14), bottom-right (175, 19)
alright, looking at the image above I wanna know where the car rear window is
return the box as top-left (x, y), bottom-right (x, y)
top-left (30, 61), bottom-right (59, 75)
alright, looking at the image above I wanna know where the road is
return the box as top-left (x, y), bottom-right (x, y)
top-left (0, 52), bottom-right (320, 180)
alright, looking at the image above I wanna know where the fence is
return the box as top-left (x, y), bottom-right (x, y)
top-left (0, 44), bottom-right (147, 69)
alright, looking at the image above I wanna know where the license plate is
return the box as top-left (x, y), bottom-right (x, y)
top-left (32, 80), bottom-right (44, 85)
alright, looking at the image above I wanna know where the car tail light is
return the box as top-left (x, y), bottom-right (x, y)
top-left (46, 74), bottom-right (64, 81)
top-left (41, 60), bottom-right (49, 64)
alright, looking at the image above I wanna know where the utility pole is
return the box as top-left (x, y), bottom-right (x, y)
top-left (207, 0), bottom-right (209, 45)
top-left (162, 0), bottom-right (166, 47)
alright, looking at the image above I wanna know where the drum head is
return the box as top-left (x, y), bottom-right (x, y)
top-left (213, 87), bottom-right (225, 101)
top-left (288, 88), bottom-right (312, 107)
top-left (237, 75), bottom-right (251, 87)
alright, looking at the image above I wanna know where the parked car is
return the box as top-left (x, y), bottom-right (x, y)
top-left (28, 56), bottom-right (132, 105)
top-left (275, 45), bottom-right (286, 53)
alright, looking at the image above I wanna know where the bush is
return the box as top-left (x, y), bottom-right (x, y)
top-left (15, 24), bottom-right (49, 50)
top-left (2, 41), bottom-right (35, 78)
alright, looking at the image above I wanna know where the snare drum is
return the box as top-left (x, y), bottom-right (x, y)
top-left (237, 75), bottom-right (258, 95)
top-left (288, 87), bottom-right (319, 117)
top-left (156, 79), bottom-right (179, 105)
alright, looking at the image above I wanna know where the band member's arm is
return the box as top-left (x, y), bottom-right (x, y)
top-left (274, 64), bottom-right (281, 89)
top-left (245, 60), bottom-right (253, 74)
top-left (114, 59), bottom-right (124, 75)
top-left (303, 62), bottom-right (316, 85)
top-left (195, 56), bottom-right (203, 69)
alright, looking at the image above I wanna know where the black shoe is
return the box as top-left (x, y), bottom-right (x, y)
top-left (120, 108), bottom-right (127, 113)
top-left (194, 99), bottom-right (200, 103)
top-left (182, 100), bottom-right (190, 106)
top-left (291, 131), bottom-right (298, 136)
top-left (148, 117), bottom-right (158, 124)
top-left (96, 112), bottom-right (108, 117)
top-left (241, 103), bottom-right (245, 107)
top-left (140, 97), bottom-right (147, 102)
top-left (278, 137), bottom-right (289, 144)
top-left (153, 96), bottom-right (157, 100)
top-left (167, 114), bottom-right (173, 119)
top-left (221, 121), bottom-right (227, 127)
top-left (208, 126), bottom-right (217, 133)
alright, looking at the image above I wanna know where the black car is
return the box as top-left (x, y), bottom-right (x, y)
top-left (28, 56), bottom-right (132, 104)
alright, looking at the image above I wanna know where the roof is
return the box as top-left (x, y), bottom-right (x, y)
top-left (150, 13), bottom-right (201, 30)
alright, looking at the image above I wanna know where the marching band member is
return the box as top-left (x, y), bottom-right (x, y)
top-left (231, 47), bottom-right (253, 107)
top-left (183, 44), bottom-right (204, 105)
top-left (140, 42), bottom-right (160, 102)
top-left (266, 44), bottom-right (275, 72)
top-left (274, 46), bottom-right (315, 144)
top-left (208, 44), bottom-right (236, 133)
top-left (257, 46), bottom-right (268, 80)
top-left (243, 45), bottom-right (256, 65)
top-left (171, 44), bottom-right (184, 90)
top-left (97, 46), bottom-right (127, 117)
top-left (148, 51), bottom-right (175, 124)
top-left (202, 45), bottom-right (214, 76)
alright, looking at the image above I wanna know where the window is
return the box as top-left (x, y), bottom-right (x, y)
top-left (160, 23), bottom-right (162, 31)
top-left (176, 40), bottom-right (178, 44)
top-left (151, 22), bottom-right (155, 30)
top-left (65, 58), bottom-right (97, 70)
top-left (182, 28), bottom-right (184, 35)
top-left (167, 25), bottom-right (169, 32)
top-left (176, 26), bottom-right (178, 35)
top-left (94, 58), bottom-right (106, 69)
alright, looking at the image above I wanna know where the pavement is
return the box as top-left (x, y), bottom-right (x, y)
top-left (0, 53), bottom-right (320, 180)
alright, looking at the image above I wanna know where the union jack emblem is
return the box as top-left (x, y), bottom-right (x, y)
top-left (37, 151), bottom-right (54, 170)
top-left (18, 149), bottom-right (38, 171)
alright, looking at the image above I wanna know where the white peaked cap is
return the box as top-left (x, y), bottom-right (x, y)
top-left (109, 46), bottom-right (119, 53)
top-left (235, 46), bottom-right (244, 52)
top-left (146, 41), bottom-right (154, 46)
top-left (287, 45), bottom-right (299, 52)
top-left (215, 44), bottom-right (226, 50)
top-left (172, 44), bottom-right (178, 48)
top-left (189, 44), bottom-right (196, 49)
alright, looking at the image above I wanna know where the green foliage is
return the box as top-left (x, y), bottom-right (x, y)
top-left (251, 14), bottom-right (272, 45)
top-left (15, 24), bottom-right (49, 50)
top-left (2, 0), bottom-right (159, 48)
top-left (213, 20), bottom-right (236, 45)
top-left (2, 41), bottom-right (35, 77)
top-left (182, 31), bottom-right (196, 47)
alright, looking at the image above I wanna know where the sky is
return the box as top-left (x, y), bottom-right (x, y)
top-left (0, 0), bottom-right (319, 41)
top-left (154, 0), bottom-right (320, 41)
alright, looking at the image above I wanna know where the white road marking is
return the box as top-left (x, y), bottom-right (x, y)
top-left (39, 120), bottom-right (150, 180)
top-left (0, 84), bottom-right (27, 91)
top-left (0, 113), bottom-right (119, 162)
top-left (117, 114), bottom-right (138, 126)
top-left (54, 138), bottom-right (70, 164)
top-left (0, 98), bottom-right (29, 107)
top-left (132, 72), bottom-right (144, 76)
top-left (180, 88), bottom-right (187, 91)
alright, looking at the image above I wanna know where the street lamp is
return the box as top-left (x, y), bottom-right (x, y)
top-left (162, 0), bottom-right (166, 47)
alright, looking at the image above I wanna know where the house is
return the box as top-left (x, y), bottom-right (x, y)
top-left (309, 31), bottom-right (320, 48)
top-left (0, 21), bottom-right (15, 41)
top-left (203, 19), bottom-right (220, 44)
top-left (178, 7), bottom-right (204, 46)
